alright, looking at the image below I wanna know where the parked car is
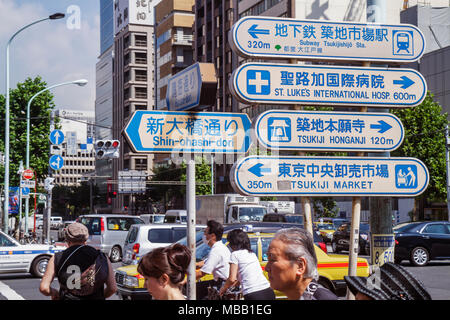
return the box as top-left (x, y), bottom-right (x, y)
top-left (122, 224), bottom-right (206, 265)
top-left (394, 221), bottom-right (450, 266)
top-left (262, 213), bottom-right (304, 225)
top-left (314, 222), bottom-right (336, 243)
top-left (77, 214), bottom-right (144, 263)
top-left (114, 224), bottom-right (369, 300)
top-left (331, 222), bottom-right (370, 255)
top-left (139, 214), bottom-right (165, 224)
top-left (0, 230), bottom-right (65, 277)
top-left (50, 216), bottom-right (63, 230)
top-left (163, 210), bottom-right (187, 224)
top-left (57, 220), bottom-right (76, 241)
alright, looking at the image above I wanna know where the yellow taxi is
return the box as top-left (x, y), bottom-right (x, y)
top-left (114, 230), bottom-right (369, 300)
top-left (313, 222), bottom-right (336, 244)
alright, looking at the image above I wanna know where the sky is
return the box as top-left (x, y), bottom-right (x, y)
top-left (0, 0), bottom-right (100, 111)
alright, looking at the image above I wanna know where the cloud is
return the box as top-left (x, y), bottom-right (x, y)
top-left (0, 0), bottom-right (99, 112)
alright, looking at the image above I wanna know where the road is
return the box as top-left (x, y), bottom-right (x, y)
top-left (1, 245), bottom-right (449, 300)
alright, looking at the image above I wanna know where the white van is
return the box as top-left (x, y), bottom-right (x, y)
top-left (139, 214), bottom-right (165, 224)
top-left (50, 217), bottom-right (63, 229)
top-left (164, 210), bottom-right (187, 224)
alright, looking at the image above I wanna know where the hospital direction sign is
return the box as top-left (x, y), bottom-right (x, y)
top-left (231, 156), bottom-right (429, 197)
top-left (230, 16), bottom-right (425, 63)
top-left (255, 110), bottom-right (404, 152)
top-left (123, 110), bottom-right (252, 153)
top-left (231, 63), bottom-right (426, 107)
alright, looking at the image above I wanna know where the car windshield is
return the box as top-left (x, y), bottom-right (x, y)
top-left (176, 228), bottom-right (206, 247)
top-left (285, 215), bottom-right (303, 224)
top-left (395, 223), bottom-right (423, 233)
top-left (153, 215), bottom-right (165, 223)
top-left (239, 207), bottom-right (267, 222)
top-left (317, 224), bottom-right (334, 230)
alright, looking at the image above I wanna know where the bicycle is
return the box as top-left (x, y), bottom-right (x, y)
top-left (19, 232), bottom-right (38, 245)
top-left (207, 286), bottom-right (242, 300)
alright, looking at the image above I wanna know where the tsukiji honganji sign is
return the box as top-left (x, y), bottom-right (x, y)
top-left (230, 16), bottom-right (425, 63)
top-left (254, 110), bottom-right (404, 152)
top-left (231, 156), bottom-right (429, 197)
top-left (230, 63), bottom-right (427, 107)
top-left (123, 110), bottom-right (252, 154)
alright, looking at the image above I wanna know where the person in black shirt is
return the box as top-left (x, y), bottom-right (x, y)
top-left (265, 228), bottom-right (338, 300)
top-left (40, 222), bottom-right (117, 300)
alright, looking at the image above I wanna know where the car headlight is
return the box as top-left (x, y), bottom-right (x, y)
top-left (124, 275), bottom-right (139, 287)
top-left (360, 234), bottom-right (368, 241)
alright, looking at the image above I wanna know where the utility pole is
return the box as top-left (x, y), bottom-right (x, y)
top-left (367, 0), bottom-right (394, 271)
top-left (446, 125), bottom-right (450, 221)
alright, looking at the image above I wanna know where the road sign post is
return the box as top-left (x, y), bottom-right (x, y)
top-left (231, 156), bottom-right (429, 197)
top-left (255, 109), bottom-right (404, 152)
top-left (230, 16), bottom-right (425, 63)
top-left (231, 63), bottom-right (427, 107)
top-left (123, 110), bottom-right (252, 154)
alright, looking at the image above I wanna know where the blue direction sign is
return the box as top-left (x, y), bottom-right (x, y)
top-left (49, 130), bottom-right (64, 145)
top-left (231, 156), bottom-right (429, 197)
top-left (166, 62), bottom-right (202, 111)
top-left (123, 110), bottom-right (252, 153)
top-left (255, 110), bottom-right (404, 152)
top-left (231, 63), bottom-right (426, 107)
top-left (49, 155), bottom-right (64, 171)
top-left (230, 16), bottom-right (425, 63)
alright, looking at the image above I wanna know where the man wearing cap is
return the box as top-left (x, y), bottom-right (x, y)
top-left (39, 222), bottom-right (117, 300)
top-left (345, 262), bottom-right (432, 300)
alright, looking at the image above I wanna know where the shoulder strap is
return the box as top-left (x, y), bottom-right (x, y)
top-left (57, 245), bottom-right (85, 277)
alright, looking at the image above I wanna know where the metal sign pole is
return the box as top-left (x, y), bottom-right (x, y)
top-left (186, 154), bottom-right (196, 300)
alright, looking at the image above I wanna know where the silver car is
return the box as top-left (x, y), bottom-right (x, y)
top-left (0, 231), bottom-right (65, 277)
top-left (78, 214), bottom-right (144, 263)
top-left (122, 224), bottom-right (205, 265)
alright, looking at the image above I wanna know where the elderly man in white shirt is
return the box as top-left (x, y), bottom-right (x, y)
top-left (196, 220), bottom-right (230, 299)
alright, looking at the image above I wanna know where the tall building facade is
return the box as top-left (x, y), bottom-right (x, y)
top-left (155, 0), bottom-right (195, 110)
top-left (113, 0), bottom-right (156, 214)
top-left (95, 0), bottom-right (115, 212)
top-left (53, 110), bottom-right (96, 187)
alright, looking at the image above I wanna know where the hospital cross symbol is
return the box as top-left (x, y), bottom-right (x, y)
top-left (247, 70), bottom-right (270, 95)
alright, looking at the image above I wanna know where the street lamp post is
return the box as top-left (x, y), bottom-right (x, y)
top-left (24, 79), bottom-right (88, 234)
top-left (3, 13), bottom-right (65, 234)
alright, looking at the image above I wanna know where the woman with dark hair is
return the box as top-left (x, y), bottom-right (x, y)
top-left (137, 243), bottom-right (191, 300)
top-left (219, 229), bottom-right (275, 300)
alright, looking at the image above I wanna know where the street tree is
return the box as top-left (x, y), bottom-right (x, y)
top-left (392, 92), bottom-right (449, 220)
top-left (0, 76), bottom-right (58, 186)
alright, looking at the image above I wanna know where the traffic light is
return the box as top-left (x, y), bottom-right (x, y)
top-left (95, 140), bottom-right (120, 159)
top-left (44, 177), bottom-right (55, 191)
top-left (111, 191), bottom-right (117, 198)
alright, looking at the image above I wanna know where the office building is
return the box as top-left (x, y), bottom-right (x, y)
top-left (113, 0), bottom-right (156, 214)
top-left (52, 110), bottom-right (96, 187)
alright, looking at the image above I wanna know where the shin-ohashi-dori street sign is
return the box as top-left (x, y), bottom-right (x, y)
top-left (230, 63), bottom-right (426, 107)
top-left (123, 110), bottom-right (252, 153)
top-left (230, 16), bottom-right (425, 63)
top-left (231, 156), bottom-right (429, 197)
top-left (254, 110), bottom-right (404, 152)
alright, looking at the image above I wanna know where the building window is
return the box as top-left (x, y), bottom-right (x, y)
top-left (135, 52), bottom-right (147, 64)
top-left (135, 34), bottom-right (147, 47)
top-left (135, 87), bottom-right (148, 99)
top-left (135, 69), bottom-right (147, 82)
top-left (135, 158), bottom-right (147, 171)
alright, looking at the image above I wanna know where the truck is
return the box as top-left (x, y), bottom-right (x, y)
top-left (260, 201), bottom-right (295, 214)
top-left (196, 194), bottom-right (268, 225)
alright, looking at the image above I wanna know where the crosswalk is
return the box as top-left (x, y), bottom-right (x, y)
top-left (0, 281), bottom-right (25, 300)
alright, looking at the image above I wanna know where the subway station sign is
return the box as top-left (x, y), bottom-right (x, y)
top-left (123, 110), bottom-right (252, 153)
top-left (230, 16), bottom-right (425, 63)
top-left (231, 63), bottom-right (426, 107)
top-left (254, 110), bottom-right (404, 152)
top-left (231, 156), bottom-right (429, 197)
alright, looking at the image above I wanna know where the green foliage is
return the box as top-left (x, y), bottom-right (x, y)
top-left (180, 157), bottom-right (212, 195)
top-left (392, 92), bottom-right (449, 203)
top-left (0, 77), bottom-right (58, 187)
top-left (312, 197), bottom-right (339, 218)
top-left (52, 182), bottom-right (98, 217)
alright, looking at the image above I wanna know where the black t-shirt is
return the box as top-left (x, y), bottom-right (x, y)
top-left (54, 245), bottom-right (106, 300)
